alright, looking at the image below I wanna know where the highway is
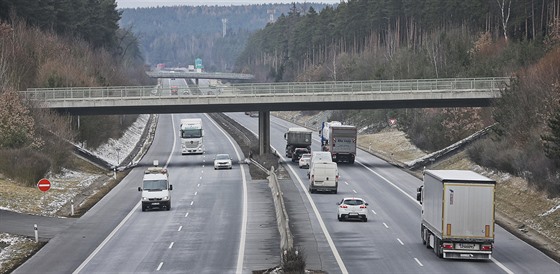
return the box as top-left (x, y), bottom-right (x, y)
top-left (13, 80), bottom-right (280, 273)
top-left (227, 112), bottom-right (560, 274)
top-left (9, 77), bottom-right (559, 273)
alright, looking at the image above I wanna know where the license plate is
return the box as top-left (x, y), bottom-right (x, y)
top-left (458, 243), bottom-right (477, 250)
top-left (152, 202), bottom-right (160, 205)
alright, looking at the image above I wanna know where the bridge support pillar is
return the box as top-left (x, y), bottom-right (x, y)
top-left (258, 111), bottom-right (270, 155)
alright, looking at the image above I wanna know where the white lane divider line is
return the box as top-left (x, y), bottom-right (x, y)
top-left (178, 226), bottom-right (183, 232)
top-left (200, 176), bottom-right (203, 180)
top-left (194, 191), bottom-right (198, 196)
top-left (156, 262), bottom-right (163, 271)
top-left (73, 115), bottom-right (179, 274)
top-left (206, 114), bottom-right (248, 274)
top-left (383, 223), bottom-right (389, 229)
top-left (491, 258), bottom-right (515, 274)
top-left (185, 212), bottom-right (189, 218)
top-left (168, 242), bottom-right (174, 249)
top-left (197, 183), bottom-right (200, 187)
top-left (397, 238), bottom-right (404, 245)
top-left (414, 258), bottom-right (423, 267)
top-left (190, 201), bottom-right (194, 206)
top-left (352, 189), bottom-right (357, 194)
top-left (371, 209), bottom-right (377, 215)
top-left (344, 181), bottom-right (349, 185)
top-left (241, 123), bottom-right (349, 274)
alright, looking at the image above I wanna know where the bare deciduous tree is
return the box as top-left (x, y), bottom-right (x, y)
top-left (496, 0), bottom-right (513, 41)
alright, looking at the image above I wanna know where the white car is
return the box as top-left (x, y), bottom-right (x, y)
top-left (337, 197), bottom-right (368, 222)
top-left (214, 154), bottom-right (232, 170)
top-left (298, 153), bottom-right (311, 168)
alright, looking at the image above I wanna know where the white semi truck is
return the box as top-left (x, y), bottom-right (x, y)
top-left (320, 121), bottom-right (357, 164)
top-left (180, 118), bottom-right (204, 154)
top-left (138, 161), bottom-right (172, 211)
top-left (416, 170), bottom-right (496, 259)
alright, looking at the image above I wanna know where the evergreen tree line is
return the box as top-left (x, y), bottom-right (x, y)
top-left (0, 0), bottom-right (121, 50)
top-left (236, 0), bottom-right (560, 81)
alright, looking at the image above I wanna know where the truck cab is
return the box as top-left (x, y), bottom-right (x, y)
top-left (138, 161), bottom-right (172, 211)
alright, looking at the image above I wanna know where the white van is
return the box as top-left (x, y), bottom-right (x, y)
top-left (309, 161), bottom-right (338, 194)
top-left (308, 151), bottom-right (333, 177)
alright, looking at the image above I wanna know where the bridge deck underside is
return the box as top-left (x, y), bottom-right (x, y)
top-left (39, 92), bottom-right (497, 115)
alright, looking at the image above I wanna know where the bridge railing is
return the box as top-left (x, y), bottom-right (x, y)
top-left (224, 77), bottom-right (509, 95)
top-left (21, 77), bottom-right (509, 101)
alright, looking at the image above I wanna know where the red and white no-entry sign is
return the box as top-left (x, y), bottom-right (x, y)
top-left (37, 178), bottom-right (51, 192)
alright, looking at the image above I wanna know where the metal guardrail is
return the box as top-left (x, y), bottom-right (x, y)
top-left (21, 77), bottom-right (509, 102)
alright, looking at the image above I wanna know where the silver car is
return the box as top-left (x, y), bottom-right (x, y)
top-left (214, 154), bottom-right (232, 170)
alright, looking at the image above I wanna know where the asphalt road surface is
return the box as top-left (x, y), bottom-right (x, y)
top-left (228, 112), bottom-right (560, 274)
top-left (12, 113), bottom-right (280, 273)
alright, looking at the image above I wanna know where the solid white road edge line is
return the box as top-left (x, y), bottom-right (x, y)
top-left (357, 160), bottom-right (514, 273)
top-left (245, 120), bottom-right (349, 274)
top-left (414, 258), bottom-right (423, 267)
top-left (205, 114), bottom-right (248, 274)
top-left (73, 114), bottom-right (178, 274)
top-left (273, 117), bottom-right (516, 273)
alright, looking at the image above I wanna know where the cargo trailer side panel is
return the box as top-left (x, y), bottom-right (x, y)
top-left (422, 172), bottom-right (444, 235)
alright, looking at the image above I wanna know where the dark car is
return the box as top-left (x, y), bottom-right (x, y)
top-left (291, 148), bottom-right (310, 162)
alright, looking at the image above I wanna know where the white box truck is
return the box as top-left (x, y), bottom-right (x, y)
top-left (180, 118), bottom-right (204, 154)
top-left (416, 170), bottom-right (495, 259)
top-left (320, 121), bottom-right (357, 164)
top-left (138, 161), bottom-right (173, 211)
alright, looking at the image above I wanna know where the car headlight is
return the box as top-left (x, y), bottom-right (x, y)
top-left (142, 197), bottom-right (149, 201)
top-left (163, 196), bottom-right (169, 200)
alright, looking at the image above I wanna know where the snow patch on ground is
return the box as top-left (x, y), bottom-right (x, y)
top-left (0, 114), bottom-right (150, 272)
top-left (540, 203), bottom-right (560, 217)
top-left (90, 114), bottom-right (149, 167)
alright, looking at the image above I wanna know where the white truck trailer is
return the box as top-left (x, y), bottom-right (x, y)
top-left (320, 121), bottom-right (357, 164)
top-left (180, 118), bottom-right (204, 154)
top-left (416, 170), bottom-right (495, 259)
top-left (284, 127), bottom-right (312, 158)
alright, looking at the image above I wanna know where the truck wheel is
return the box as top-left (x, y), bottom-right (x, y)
top-left (421, 226), bottom-right (426, 245)
top-left (349, 158), bottom-right (355, 164)
top-left (141, 205), bottom-right (146, 212)
top-left (426, 231), bottom-right (432, 249)
top-left (332, 189), bottom-right (337, 194)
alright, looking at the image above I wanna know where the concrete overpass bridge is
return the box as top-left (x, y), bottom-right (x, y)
top-left (146, 70), bottom-right (255, 84)
top-left (21, 77), bottom-right (509, 154)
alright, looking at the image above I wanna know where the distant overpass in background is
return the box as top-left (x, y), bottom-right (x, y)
top-left (146, 70), bottom-right (255, 81)
top-left (21, 77), bottom-right (509, 154)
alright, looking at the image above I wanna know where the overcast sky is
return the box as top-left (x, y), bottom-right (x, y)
top-left (117, 0), bottom-right (341, 9)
